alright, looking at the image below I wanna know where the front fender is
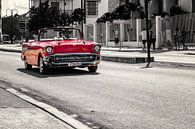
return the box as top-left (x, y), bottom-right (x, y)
top-left (36, 48), bottom-right (47, 66)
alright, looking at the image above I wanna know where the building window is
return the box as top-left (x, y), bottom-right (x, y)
top-left (51, 2), bottom-right (59, 10)
top-left (86, 1), bottom-right (98, 15)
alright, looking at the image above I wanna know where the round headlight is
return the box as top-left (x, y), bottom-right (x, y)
top-left (94, 45), bottom-right (101, 53)
top-left (46, 46), bottom-right (53, 54)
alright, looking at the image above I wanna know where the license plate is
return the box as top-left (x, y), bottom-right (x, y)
top-left (68, 62), bottom-right (82, 67)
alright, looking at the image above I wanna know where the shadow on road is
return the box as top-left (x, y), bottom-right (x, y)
top-left (17, 68), bottom-right (100, 78)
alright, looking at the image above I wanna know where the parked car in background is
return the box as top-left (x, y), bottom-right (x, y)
top-left (21, 27), bottom-right (101, 74)
top-left (1, 34), bottom-right (10, 44)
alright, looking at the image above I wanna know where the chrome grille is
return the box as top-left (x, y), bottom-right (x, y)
top-left (52, 54), bottom-right (98, 63)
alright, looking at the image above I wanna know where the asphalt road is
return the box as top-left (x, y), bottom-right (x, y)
top-left (0, 51), bottom-right (195, 129)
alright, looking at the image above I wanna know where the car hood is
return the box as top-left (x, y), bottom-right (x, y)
top-left (41, 39), bottom-right (97, 54)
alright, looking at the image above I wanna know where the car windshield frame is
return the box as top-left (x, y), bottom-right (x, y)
top-left (38, 27), bottom-right (82, 42)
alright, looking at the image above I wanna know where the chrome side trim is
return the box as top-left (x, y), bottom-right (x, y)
top-left (48, 53), bottom-right (99, 56)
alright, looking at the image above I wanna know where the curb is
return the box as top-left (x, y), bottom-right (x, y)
top-left (6, 88), bottom-right (91, 129)
top-left (0, 48), bottom-right (21, 53)
top-left (101, 56), bottom-right (154, 64)
top-left (154, 61), bottom-right (195, 67)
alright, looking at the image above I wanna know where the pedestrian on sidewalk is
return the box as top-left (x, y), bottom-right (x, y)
top-left (174, 28), bottom-right (181, 50)
top-left (181, 28), bottom-right (188, 50)
top-left (140, 28), bottom-right (147, 51)
top-left (114, 30), bottom-right (119, 44)
top-left (150, 30), bottom-right (156, 51)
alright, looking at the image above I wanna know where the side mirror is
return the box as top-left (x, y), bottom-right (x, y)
top-left (33, 34), bottom-right (38, 41)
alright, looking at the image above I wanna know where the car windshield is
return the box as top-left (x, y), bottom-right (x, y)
top-left (39, 28), bottom-right (81, 41)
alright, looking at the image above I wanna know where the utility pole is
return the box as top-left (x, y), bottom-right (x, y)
top-left (39, 0), bottom-right (41, 8)
top-left (144, 0), bottom-right (151, 67)
top-left (81, 0), bottom-right (84, 34)
top-left (0, 0), bottom-right (2, 42)
top-left (39, 0), bottom-right (41, 30)
top-left (29, 0), bottom-right (31, 9)
top-left (81, 0), bottom-right (86, 35)
top-left (10, 10), bottom-right (13, 44)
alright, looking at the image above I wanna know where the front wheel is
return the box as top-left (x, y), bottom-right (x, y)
top-left (88, 66), bottom-right (98, 73)
top-left (24, 58), bottom-right (32, 70)
top-left (39, 56), bottom-right (48, 74)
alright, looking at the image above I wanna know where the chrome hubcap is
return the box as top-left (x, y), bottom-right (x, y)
top-left (39, 58), bottom-right (43, 73)
top-left (24, 60), bottom-right (27, 68)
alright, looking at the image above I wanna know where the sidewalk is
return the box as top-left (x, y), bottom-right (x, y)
top-left (0, 44), bottom-right (195, 65)
top-left (0, 86), bottom-right (73, 129)
top-left (102, 47), bottom-right (195, 65)
top-left (0, 44), bottom-right (21, 53)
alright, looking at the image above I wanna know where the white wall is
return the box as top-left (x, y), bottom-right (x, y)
top-left (85, 17), bottom-right (98, 25)
top-left (73, 0), bottom-right (81, 9)
top-left (98, 0), bottom-right (108, 17)
top-left (85, 0), bottom-right (108, 24)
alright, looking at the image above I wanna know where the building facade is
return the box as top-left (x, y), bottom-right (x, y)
top-left (30, 0), bottom-right (81, 14)
top-left (84, 0), bottom-right (140, 25)
top-left (84, 0), bottom-right (108, 25)
top-left (29, 0), bottom-right (195, 47)
top-left (140, 0), bottom-right (195, 15)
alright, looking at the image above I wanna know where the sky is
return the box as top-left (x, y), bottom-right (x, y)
top-left (2, 0), bottom-right (29, 17)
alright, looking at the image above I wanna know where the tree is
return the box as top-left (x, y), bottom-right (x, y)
top-left (96, 12), bottom-right (113, 23)
top-left (59, 12), bottom-right (72, 26)
top-left (29, 0), bottom-right (60, 32)
top-left (2, 16), bottom-right (21, 40)
top-left (96, 2), bottom-right (144, 23)
top-left (71, 8), bottom-right (85, 24)
top-left (112, 2), bottom-right (139, 20)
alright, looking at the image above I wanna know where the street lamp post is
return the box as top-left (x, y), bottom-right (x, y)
top-left (39, 0), bottom-right (42, 29)
top-left (39, 0), bottom-right (41, 7)
top-left (29, 0), bottom-right (31, 9)
top-left (81, 0), bottom-right (84, 34)
top-left (81, 0), bottom-right (86, 34)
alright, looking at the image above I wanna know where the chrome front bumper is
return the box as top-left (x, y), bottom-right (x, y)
top-left (43, 53), bottom-right (101, 68)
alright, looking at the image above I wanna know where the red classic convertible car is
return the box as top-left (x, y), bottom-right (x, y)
top-left (21, 27), bottom-right (101, 74)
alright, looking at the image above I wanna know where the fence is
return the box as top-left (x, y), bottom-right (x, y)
top-left (109, 23), bottom-right (120, 41)
top-left (170, 13), bottom-right (195, 46)
top-left (84, 24), bottom-right (94, 41)
top-left (96, 23), bottom-right (106, 45)
top-left (84, 20), bottom-right (138, 46)
top-left (124, 20), bottom-right (136, 41)
top-left (83, 14), bottom-right (195, 48)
